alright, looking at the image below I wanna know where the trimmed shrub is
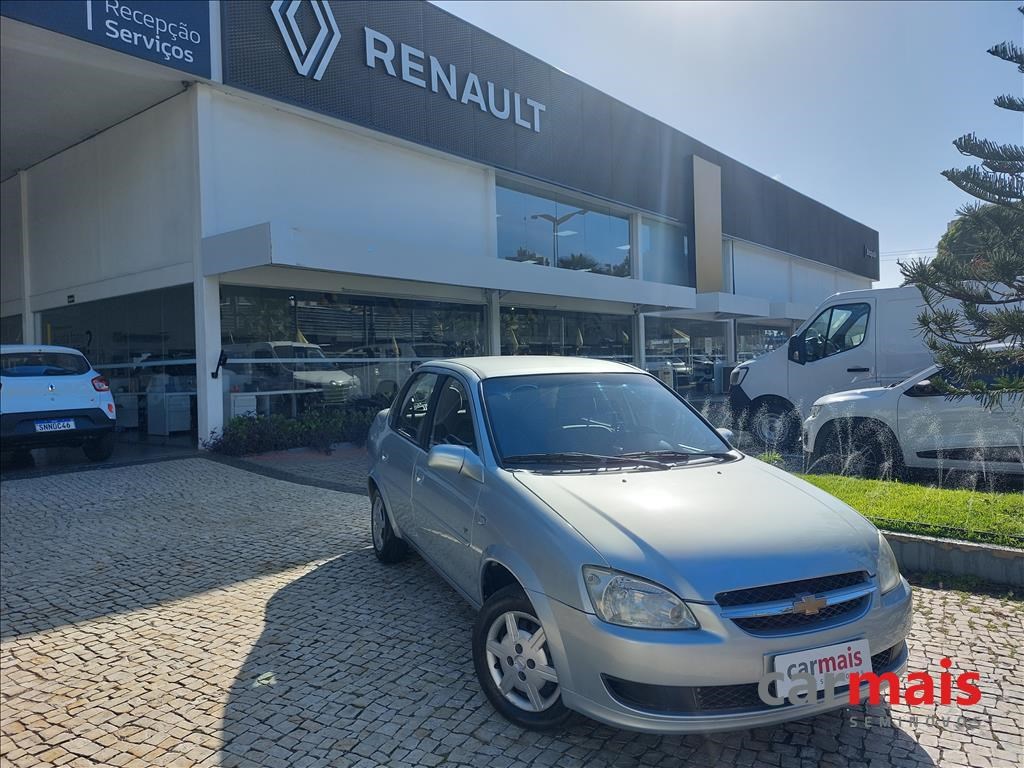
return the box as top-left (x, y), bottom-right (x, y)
top-left (204, 396), bottom-right (388, 456)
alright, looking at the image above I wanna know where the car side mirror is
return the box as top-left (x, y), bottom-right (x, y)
top-left (788, 335), bottom-right (804, 365)
top-left (906, 379), bottom-right (938, 397)
top-left (427, 444), bottom-right (484, 483)
top-left (716, 427), bottom-right (735, 446)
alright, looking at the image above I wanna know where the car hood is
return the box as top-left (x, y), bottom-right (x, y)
top-left (814, 386), bottom-right (894, 407)
top-left (292, 370), bottom-right (359, 385)
top-left (512, 458), bottom-right (879, 601)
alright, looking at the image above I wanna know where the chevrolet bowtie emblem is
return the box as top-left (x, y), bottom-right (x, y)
top-left (791, 594), bottom-right (828, 616)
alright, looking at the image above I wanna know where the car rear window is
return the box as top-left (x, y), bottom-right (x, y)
top-left (1, 352), bottom-right (91, 377)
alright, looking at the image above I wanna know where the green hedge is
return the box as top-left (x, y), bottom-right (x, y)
top-left (204, 398), bottom-right (387, 456)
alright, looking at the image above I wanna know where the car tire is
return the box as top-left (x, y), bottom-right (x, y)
top-left (850, 423), bottom-right (904, 480)
top-left (370, 490), bottom-right (408, 563)
top-left (749, 401), bottom-right (799, 449)
top-left (472, 585), bottom-right (572, 731)
top-left (82, 433), bottom-right (115, 462)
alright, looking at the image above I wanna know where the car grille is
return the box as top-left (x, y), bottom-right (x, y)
top-left (603, 642), bottom-right (906, 715)
top-left (732, 596), bottom-right (870, 634)
top-left (716, 571), bottom-right (869, 607)
top-left (716, 571), bottom-right (872, 636)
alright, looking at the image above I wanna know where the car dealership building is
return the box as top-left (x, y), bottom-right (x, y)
top-left (0, 0), bottom-right (879, 446)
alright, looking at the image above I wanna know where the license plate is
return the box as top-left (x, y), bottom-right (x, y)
top-left (34, 419), bottom-right (75, 432)
top-left (772, 639), bottom-right (871, 698)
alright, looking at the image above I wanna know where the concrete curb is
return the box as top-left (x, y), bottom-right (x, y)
top-left (883, 530), bottom-right (1024, 588)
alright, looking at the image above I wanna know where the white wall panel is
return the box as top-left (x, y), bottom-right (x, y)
top-left (0, 178), bottom-right (22, 306)
top-left (200, 91), bottom-right (493, 269)
top-left (836, 272), bottom-right (872, 293)
top-left (25, 91), bottom-right (196, 301)
top-left (732, 240), bottom-right (790, 299)
top-left (791, 261), bottom-right (838, 305)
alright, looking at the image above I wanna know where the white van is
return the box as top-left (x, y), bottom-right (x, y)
top-left (729, 286), bottom-right (939, 446)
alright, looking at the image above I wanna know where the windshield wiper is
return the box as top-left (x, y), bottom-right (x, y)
top-left (503, 452), bottom-right (670, 470)
top-left (620, 449), bottom-right (736, 463)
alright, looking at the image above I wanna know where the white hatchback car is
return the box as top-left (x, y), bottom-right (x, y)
top-left (803, 363), bottom-right (1024, 479)
top-left (1, 345), bottom-right (117, 462)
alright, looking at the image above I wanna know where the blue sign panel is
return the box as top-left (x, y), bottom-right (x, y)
top-left (0, 0), bottom-right (211, 78)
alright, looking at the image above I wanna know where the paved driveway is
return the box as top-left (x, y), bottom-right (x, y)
top-left (1, 459), bottom-right (1021, 768)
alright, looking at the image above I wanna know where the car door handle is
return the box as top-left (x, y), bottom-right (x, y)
top-left (847, 367), bottom-right (870, 373)
top-left (380, 452), bottom-right (388, 462)
top-left (415, 470), bottom-right (424, 484)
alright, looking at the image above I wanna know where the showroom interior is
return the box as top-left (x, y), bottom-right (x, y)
top-left (0, 0), bottom-right (879, 448)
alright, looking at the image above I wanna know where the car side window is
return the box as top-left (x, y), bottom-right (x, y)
top-left (393, 372), bottom-right (439, 444)
top-left (429, 377), bottom-right (478, 454)
top-left (803, 303), bottom-right (870, 362)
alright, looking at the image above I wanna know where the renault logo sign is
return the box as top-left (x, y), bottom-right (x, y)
top-left (271, 0), bottom-right (340, 81)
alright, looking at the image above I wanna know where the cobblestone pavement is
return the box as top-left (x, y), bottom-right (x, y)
top-left (1, 458), bottom-right (1021, 768)
top-left (236, 444), bottom-right (370, 493)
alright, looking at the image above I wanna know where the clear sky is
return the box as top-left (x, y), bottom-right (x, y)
top-left (433, 0), bottom-right (1023, 288)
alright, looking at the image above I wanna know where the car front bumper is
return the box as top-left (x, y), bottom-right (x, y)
top-left (530, 576), bottom-right (913, 734)
top-left (1, 408), bottom-right (115, 450)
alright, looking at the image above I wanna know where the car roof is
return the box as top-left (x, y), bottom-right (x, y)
top-left (425, 355), bottom-right (641, 380)
top-left (0, 344), bottom-right (87, 356)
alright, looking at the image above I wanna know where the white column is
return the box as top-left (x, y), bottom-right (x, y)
top-left (191, 84), bottom-right (223, 445)
top-left (194, 274), bottom-right (223, 444)
top-left (726, 318), bottom-right (737, 365)
top-left (486, 289), bottom-right (501, 355)
top-left (18, 171), bottom-right (33, 344)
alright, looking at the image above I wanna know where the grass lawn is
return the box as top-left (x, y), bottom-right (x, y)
top-left (797, 474), bottom-right (1024, 548)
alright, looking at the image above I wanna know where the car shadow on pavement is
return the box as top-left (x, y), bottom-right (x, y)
top-left (218, 549), bottom-right (937, 768)
top-left (0, 459), bottom-right (366, 640)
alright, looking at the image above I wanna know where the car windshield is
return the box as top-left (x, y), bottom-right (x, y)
top-left (482, 372), bottom-right (732, 467)
top-left (1, 352), bottom-right (91, 377)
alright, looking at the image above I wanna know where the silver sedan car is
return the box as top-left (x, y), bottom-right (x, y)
top-left (366, 357), bottom-right (912, 733)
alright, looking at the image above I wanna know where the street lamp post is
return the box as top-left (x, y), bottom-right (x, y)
top-left (531, 209), bottom-right (585, 267)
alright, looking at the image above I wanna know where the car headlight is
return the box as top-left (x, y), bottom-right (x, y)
top-left (877, 532), bottom-right (902, 594)
top-left (809, 404), bottom-right (822, 419)
top-left (583, 566), bottom-right (699, 630)
top-left (730, 366), bottom-right (748, 387)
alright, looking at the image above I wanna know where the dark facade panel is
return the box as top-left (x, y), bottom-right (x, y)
top-left (220, 0), bottom-right (879, 280)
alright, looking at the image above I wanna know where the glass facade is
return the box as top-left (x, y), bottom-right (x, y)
top-left (38, 285), bottom-right (196, 440)
top-left (500, 306), bottom-right (633, 362)
top-left (219, 286), bottom-right (485, 416)
top-left (644, 317), bottom-right (729, 396)
top-left (496, 183), bottom-right (631, 277)
top-left (1, 314), bottom-right (22, 344)
top-left (640, 217), bottom-right (692, 287)
top-left (735, 321), bottom-right (794, 362)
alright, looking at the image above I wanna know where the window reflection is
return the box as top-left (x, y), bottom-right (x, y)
top-left (38, 285), bottom-right (197, 439)
top-left (1, 314), bottom-right (22, 344)
top-left (644, 317), bottom-right (728, 396)
top-left (735, 321), bottom-right (794, 362)
top-left (641, 218), bottom-right (692, 287)
top-left (500, 307), bottom-right (633, 361)
top-left (219, 287), bottom-right (485, 416)
top-left (497, 183), bottom-right (631, 277)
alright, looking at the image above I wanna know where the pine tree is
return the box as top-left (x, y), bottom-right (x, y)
top-left (899, 5), bottom-right (1024, 406)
